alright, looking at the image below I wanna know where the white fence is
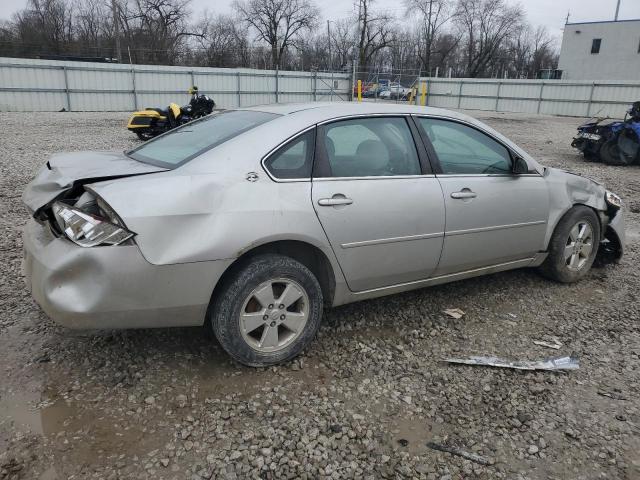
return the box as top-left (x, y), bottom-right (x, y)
top-left (0, 57), bottom-right (352, 112)
top-left (419, 77), bottom-right (640, 118)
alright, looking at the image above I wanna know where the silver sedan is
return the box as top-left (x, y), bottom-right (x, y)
top-left (22, 103), bottom-right (625, 366)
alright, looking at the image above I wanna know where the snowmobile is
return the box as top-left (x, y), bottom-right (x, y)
top-left (572, 101), bottom-right (640, 166)
top-left (127, 86), bottom-right (215, 140)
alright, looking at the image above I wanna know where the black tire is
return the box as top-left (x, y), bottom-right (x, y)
top-left (600, 139), bottom-right (633, 166)
top-left (135, 131), bottom-right (155, 141)
top-left (210, 254), bottom-right (323, 367)
top-left (539, 206), bottom-right (601, 283)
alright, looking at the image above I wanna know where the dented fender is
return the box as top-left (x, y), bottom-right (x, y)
top-left (542, 167), bottom-right (615, 247)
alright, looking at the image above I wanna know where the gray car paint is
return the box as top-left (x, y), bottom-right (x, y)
top-left (22, 102), bottom-right (625, 329)
top-left (312, 175), bottom-right (446, 292)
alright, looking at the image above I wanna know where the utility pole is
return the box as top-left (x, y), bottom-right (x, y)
top-left (615, 0), bottom-right (621, 21)
top-left (327, 20), bottom-right (332, 71)
top-left (111, 0), bottom-right (122, 63)
top-left (352, 0), bottom-right (363, 99)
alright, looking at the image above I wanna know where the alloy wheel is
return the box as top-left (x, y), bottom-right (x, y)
top-left (239, 278), bottom-right (309, 353)
top-left (564, 221), bottom-right (594, 271)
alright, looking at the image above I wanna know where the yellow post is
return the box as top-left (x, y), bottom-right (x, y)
top-left (420, 82), bottom-right (427, 106)
top-left (407, 88), bottom-right (415, 104)
top-left (357, 80), bottom-right (362, 102)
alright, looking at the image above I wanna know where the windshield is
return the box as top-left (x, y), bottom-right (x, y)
top-left (128, 110), bottom-right (280, 168)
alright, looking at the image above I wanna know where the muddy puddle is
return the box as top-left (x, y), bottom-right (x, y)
top-left (0, 323), bottom-right (336, 478)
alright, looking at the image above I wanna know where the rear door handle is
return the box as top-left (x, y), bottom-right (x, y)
top-left (450, 190), bottom-right (477, 199)
top-left (318, 196), bottom-right (353, 206)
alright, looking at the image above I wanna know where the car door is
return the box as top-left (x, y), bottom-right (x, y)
top-left (311, 116), bottom-right (445, 292)
top-left (415, 116), bottom-right (550, 276)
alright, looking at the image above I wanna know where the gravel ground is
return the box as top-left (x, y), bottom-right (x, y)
top-left (1, 109), bottom-right (639, 480)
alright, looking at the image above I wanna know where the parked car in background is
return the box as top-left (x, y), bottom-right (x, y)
top-left (23, 103), bottom-right (624, 367)
top-left (378, 83), bottom-right (411, 100)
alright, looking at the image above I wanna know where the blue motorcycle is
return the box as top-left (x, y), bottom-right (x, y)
top-left (572, 101), bottom-right (640, 166)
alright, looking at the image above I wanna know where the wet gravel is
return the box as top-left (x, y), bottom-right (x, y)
top-left (1, 110), bottom-right (639, 480)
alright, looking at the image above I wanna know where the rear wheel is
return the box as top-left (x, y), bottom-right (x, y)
top-left (539, 206), bottom-right (600, 283)
top-left (210, 254), bottom-right (323, 367)
top-left (135, 131), bottom-right (155, 141)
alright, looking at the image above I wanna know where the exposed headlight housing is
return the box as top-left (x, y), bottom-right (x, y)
top-left (52, 201), bottom-right (135, 247)
top-left (605, 190), bottom-right (623, 209)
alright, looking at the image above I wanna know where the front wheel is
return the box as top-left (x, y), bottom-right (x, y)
top-left (600, 138), bottom-right (635, 166)
top-left (210, 254), bottom-right (323, 367)
top-left (539, 206), bottom-right (600, 283)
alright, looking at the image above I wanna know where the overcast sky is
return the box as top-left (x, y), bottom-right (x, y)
top-left (1, 0), bottom-right (639, 41)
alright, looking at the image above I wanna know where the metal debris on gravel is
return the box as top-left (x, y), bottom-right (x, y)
top-left (426, 442), bottom-right (494, 466)
top-left (444, 355), bottom-right (580, 371)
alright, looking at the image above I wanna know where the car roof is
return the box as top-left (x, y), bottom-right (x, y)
top-left (240, 101), bottom-right (469, 122)
top-left (184, 101), bottom-right (543, 175)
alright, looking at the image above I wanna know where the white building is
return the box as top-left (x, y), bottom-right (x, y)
top-left (557, 19), bottom-right (640, 80)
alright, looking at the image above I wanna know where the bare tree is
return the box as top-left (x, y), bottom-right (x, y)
top-left (115, 0), bottom-right (202, 64)
top-left (453, 0), bottom-right (523, 77)
top-left (12, 0), bottom-right (75, 55)
top-left (329, 18), bottom-right (354, 70)
top-left (74, 0), bottom-right (110, 52)
top-left (233, 0), bottom-right (320, 69)
top-left (530, 25), bottom-right (556, 75)
top-left (0, 0), bottom-right (556, 76)
top-left (193, 13), bottom-right (242, 67)
top-left (356, 0), bottom-right (394, 72)
top-left (404, 0), bottom-right (450, 75)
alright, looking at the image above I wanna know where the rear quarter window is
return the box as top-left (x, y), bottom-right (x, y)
top-left (263, 130), bottom-right (315, 180)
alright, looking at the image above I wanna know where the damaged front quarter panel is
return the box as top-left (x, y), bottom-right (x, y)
top-left (544, 167), bottom-right (624, 261)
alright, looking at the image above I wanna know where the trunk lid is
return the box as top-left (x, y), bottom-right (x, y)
top-left (22, 151), bottom-right (167, 214)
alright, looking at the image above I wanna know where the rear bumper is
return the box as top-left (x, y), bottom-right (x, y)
top-left (22, 219), bottom-right (232, 329)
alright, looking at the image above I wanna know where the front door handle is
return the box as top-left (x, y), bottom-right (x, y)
top-left (318, 195), bottom-right (353, 206)
top-left (450, 189), bottom-right (477, 199)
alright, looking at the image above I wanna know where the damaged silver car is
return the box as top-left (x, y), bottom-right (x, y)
top-left (22, 103), bottom-right (625, 366)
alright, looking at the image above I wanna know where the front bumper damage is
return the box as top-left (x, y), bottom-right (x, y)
top-left (598, 208), bottom-right (625, 263)
top-left (22, 219), bottom-right (232, 329)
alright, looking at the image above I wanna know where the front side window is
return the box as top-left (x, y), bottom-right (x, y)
top-left (264, 130), bottom-right (315, 179)
top-left (418, 118), bottom-right (512, 174)
top-left (591, 38), bottom-right (601, 54)
top-left (320, 117), bottom-right (421, 177)
top-left (128, 110), bottom-right (279, 168)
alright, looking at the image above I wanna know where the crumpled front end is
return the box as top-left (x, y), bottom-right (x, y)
top-left (544, 167), bottom-right (625, 263)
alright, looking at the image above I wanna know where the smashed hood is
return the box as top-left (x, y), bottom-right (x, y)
top-left (22, 151), bottom-right (167, 214)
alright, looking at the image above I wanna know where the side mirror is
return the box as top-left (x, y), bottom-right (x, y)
top-left (512, 156), bottom-right (529, 175)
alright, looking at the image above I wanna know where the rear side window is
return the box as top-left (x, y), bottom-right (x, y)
top-left (320, 117), bottom-right (421, 177)
top-left (264, 130), bottom-right (315, 179)
top-left (128, 110), bottom-right (279, 168)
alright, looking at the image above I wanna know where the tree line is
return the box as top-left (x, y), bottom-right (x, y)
top-left (0, 0), bottom-right (558, 78)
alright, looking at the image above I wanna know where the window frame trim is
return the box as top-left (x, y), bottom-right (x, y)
top-left (312, 114), bottom-right (434, 180)
top-left (260, 125), bottom-right (317, 182)
top-left (412, 114), bottom-right (542, 177)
